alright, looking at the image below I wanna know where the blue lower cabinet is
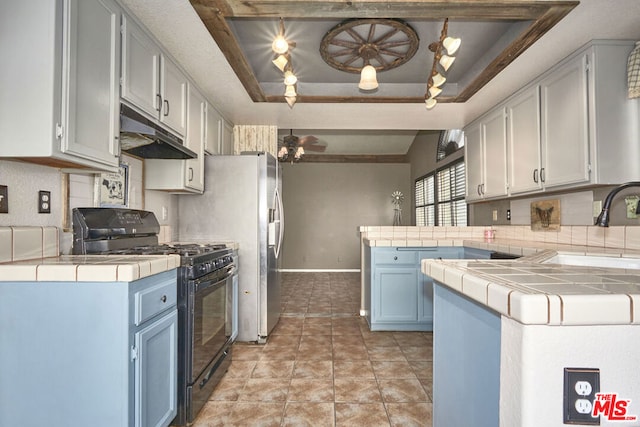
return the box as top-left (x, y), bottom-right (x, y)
top-left (0, 270), bottom-right (178, 427)
top-left (364, 247), bottom-right (464, 331)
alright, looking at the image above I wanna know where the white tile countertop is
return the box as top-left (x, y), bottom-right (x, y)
top-left (422, 249), bottom-right (640, 326)
top-left (0, 254), bottom-right (181, 282)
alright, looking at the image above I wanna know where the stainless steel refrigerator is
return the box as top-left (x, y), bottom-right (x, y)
top-left (178, 152), bottom-right (283, 343)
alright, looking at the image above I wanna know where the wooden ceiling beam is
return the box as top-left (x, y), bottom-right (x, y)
top-left (299, 154), bottom-right (408, 163)
top-left (455, 3), bottom-right (576, 102)
top-left (190, 0), bottom-right (267, 102)
top-left (219, 1), bottom-right (576, 20)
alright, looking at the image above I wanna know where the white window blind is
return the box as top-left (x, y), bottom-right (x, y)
top-left (415, 159), bottom-right (466, 226)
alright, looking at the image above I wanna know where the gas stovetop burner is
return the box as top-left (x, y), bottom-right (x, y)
top-left (101, 243), bottom-right (228, 257)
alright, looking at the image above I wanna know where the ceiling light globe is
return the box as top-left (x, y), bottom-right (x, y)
top-left (272, 54), bottom-right (288, 71)
top-left (272, 36), bottom-right (289, 54)
top-left (284, 70), bottom-right (297, 86)
top-left (431, 72), bottom-right (446, 88)
top-left (443, 36), bottom-right (461, 55)
top-left (425, 97), bottom-right (437, 110)
top-left (284, 85), bottom-right (297, 97)
top-left (429, 86), bottom-right (442, 98)
top-left (439, 54), bottom-right (456, 71)
top-left (358, 65), bottom-right (378, 90)
top-left (285, 96), bottom-right (297, 108)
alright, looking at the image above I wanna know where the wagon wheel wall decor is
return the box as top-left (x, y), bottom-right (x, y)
top-left (320, 19), bottom-right (419, 73)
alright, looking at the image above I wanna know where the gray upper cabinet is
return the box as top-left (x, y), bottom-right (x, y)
top-left (0, 0), bottom-right (121, 172)
top-left (121, 15), bottom-right (187, 137)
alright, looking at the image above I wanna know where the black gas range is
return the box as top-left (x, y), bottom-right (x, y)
top-left (72, 208), bottom-right (237, 426)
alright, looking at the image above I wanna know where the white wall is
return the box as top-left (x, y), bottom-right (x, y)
top-left (501, 317), bottom-right (640, 427)
top-left (1, 155), bottom-right (178, 253)
top-left (0, 160), bottom-right (62, 228)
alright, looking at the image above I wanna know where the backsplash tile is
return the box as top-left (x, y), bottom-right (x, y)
top-left (361, 225), bottom-right (640, 252)
top-left (0, 228), bottom-right (11, 262)
top-left (12, 227), bottom-right (43, 260)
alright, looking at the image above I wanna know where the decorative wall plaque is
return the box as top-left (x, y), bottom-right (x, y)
top-left (530, 199), bottom-right (560, 231)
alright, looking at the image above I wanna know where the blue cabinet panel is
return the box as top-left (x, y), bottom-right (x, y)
top-left (433, 283), bottom-right (501, 427)
top-left (375, 267), bottom-right (418, 322)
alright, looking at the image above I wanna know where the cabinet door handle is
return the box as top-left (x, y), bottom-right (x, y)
top-left (163, 99), bottom-right (170, 116)
top-left (161, 295), bottom-right (167, 303)
top-left (533, 169), bottom-right (539, 183)
top-left (540, 168), bottom-right (546, 183)
top-left (477, 184), bottom-right (482, 196)
top-left (393, 256), bottom-right (398, 260)
top-left (188, 167), bottom-right (194, 181)
top-left (155, 94), bottom-right (162, 112)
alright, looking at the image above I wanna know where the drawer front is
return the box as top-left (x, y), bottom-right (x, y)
top-left (134, 280), bottom-right (177, 326)
top-left (374, 249), bottom-right (417, 265)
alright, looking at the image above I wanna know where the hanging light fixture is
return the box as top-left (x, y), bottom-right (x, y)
top-left (272, 54), bottom-right (289, 72)
top-left (270, 18), bottom-right (300, 108)
top-left (424, 18), bottom-right (461, 111)
top-left (443, 36), bottom-right (462, 55)
top-left (359, 64), bottom-right (378, 91)
top-left (285, 96), bottom-right (297, 108)
top-left (284, 85), bottom-right (297, 97)
top-left (439, 54), bottom-right (456, 71)
top-left (284, 70), bottom-right (297, 86)
top-left (271, 18), bottom-right (289, 54)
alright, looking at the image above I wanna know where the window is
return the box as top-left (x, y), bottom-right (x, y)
top-left (436, 129), bottom-right (465, 161)
top-left (415, 159), bottom-right (466, 226)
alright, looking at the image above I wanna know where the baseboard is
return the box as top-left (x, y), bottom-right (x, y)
top-left (279, 269), bottom-right (361, 273)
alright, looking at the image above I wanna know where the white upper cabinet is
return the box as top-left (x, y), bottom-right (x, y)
top-left (204, 103), bottom-right (222, 155)
top-left (221, 119), bottom-right (234, 155)
top-left (121, 15), bottom-right (187, 137)
top-left (468, 40), bottom-right (640, 202)
top-left (539, 53), bottom-right (590, 189)
top-left (145, 83), bottom-right (205, 194)
top-left (0, 0), bottom-right (121, 171)
top-left (507, 86), bottom-right (542, 195)
top-left (184, 84), bottom-right (205, 192)
top-left (464, 108), bottom-right (508, 202)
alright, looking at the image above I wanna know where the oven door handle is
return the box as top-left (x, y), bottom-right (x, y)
top-left (194, 268), bottom-right (235, 293)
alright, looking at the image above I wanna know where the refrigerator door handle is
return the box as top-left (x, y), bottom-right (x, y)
top-left (274, 187), bottom-right (284, 259)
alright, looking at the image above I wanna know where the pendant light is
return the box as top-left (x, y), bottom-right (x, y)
top-left (358, 64), bottom-right (378, 91)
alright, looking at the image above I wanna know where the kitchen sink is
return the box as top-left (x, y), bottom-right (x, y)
top-left (543, 253), bottom-right (640, 270)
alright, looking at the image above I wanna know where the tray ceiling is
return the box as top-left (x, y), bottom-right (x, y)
top-left (189, 0), bottom-right (578, 104)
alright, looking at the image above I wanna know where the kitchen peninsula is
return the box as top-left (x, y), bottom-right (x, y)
top-left (361, 225), bottom-right (640, 427)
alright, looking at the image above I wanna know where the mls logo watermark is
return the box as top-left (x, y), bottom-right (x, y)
top-left (592, 393), bottom-right (638, 422)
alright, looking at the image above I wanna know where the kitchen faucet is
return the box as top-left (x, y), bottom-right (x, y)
top-left (595, 182), bottom-right (640, 227)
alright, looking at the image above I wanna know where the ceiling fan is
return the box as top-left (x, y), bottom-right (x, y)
top-left (277, 130), bottom-right (326, 163)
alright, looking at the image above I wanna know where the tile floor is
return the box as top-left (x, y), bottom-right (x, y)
top-left (192, 272), bottom-right (433, 427)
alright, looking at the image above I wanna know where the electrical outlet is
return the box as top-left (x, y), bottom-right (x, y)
top-left (0, 185), bottom-right (7, 213)
top-left (506, 209), bottom-right (511, 221)
top-left (38, 191), bottom-right (51, 214)
top-left (564, 367), bottom-right (600, 425)
top-left (492, 209), bottom-right (498, 221)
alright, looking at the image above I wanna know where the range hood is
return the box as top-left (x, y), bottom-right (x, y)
top-left (119, 104), bottom-right (197, 159)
